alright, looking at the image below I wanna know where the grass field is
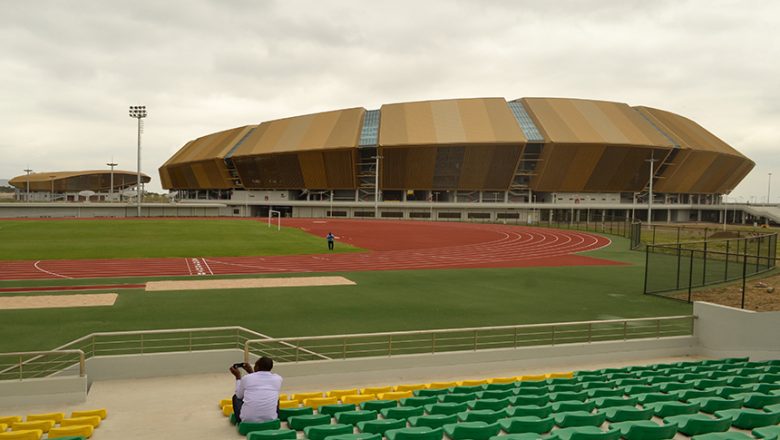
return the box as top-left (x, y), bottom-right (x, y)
top-left (0, 219), bottom-right (362, 260)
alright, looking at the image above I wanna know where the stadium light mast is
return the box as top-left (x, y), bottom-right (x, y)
top-left (107, 161), bottom-right (118, 202)
top-left (372, 154), bottom-right (383, 218)
top-left (129, 105), bottom-right (147, 217)
top-left (23, 167), bottom-right (33, 202)
top-left (645, 153), bottom-right (657, 226)
top-left (768, 172), bottom-right (773, 205)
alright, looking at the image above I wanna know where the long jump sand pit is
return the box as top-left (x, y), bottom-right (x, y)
top-left (145, 276), bottom-right (356, 292)
top-left (0, 293), bottom-right (118, 310)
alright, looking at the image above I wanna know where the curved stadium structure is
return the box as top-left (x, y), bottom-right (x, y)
top-left (9, 170), bottom-right (151, 202)
top-left (159, 97), bottom-right (754, 221)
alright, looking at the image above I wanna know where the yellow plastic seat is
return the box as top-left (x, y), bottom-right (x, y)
top-left (518, 374), bottom-right (547, 382)
top-left (280, 399), bottom-right (300, 409)
top-left (328, 389), bottom-right (359, 399)
top-left (25, 413), bottom-right (64, 423)
top-left (11, 421), bottom-right (54, 433)
top-left (222, 404), bottom-right (233, 416)
top-left (0, 429), bottom-right (43, 440)
top-left (219, 398), bottom-right (232, 409)
top-left (546, 372), bottom-right (574, 379)
top-left (395, 384), bottom-right (428, 392)
top-left (71, 409), bottom-right (107, 420)
top-left (291, 392), bottom-right (324, 403)
top-left (342, 394), bottom-right (377, 404)
top-left (428, 382), bottom-right (457, 389)
top-left (60, 416), bottom-right (101, 428)
top-left (0, 424), bottom-right (6, 432)
top-left (489, 377), bottom-right (517, 384)
top-left (361, 386), bottom-right (393, 395)
top-left (48, 425), bottom-right (94, 439)
top-left (279, 393), bottom-right (287, 401)
top-left (378, 391), bottom-right (414, 400)
top-left (0, 417), bottom-right (22, 426)
top-left (459, 379), bottom-right (488, 386)
top-left (303, 396), bottom-right (339, 409)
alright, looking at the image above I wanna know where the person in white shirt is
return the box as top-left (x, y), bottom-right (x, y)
top-left (230, 356), bottom-right (283, 423)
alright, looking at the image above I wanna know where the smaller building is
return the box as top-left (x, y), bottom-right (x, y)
top-left (8, 170), bottom-right (151, 202)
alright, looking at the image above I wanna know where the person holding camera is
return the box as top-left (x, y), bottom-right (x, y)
top-left (230, 356), bottom-right (282, 423)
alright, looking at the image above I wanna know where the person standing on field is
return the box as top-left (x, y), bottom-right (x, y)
top-left (326, 232), bottom-right (335, 250)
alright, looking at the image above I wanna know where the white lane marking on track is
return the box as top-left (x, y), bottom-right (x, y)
top-left (201, 258), bottom-right (214, 275)
top-left (33, 261), bottom-right (72, 279)
top-left (190, 258), bottom-right (207, 276)
top-left (184, 258), bottom-right (193, 276)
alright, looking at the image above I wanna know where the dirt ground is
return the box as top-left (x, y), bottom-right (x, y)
top-left (0, 293), bottom-right (118, 310)
top-left (671, 271), bottom-right (780, 311)
top-left (145, 276), bottom-right (355, 292)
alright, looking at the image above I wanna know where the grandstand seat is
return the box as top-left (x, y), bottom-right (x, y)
top-left (70, 409), bottom-right (107, 420)
top-left (408, 415), bottom-right (458, 429)
top-left (397, 384), bottom-right (428, 392)
top-left (362, 386), bottom-right (393, 395)
top-left (693, 379), bottom-right (729, 389)
top-left (401, 396), bottom-right (438, 407)
top-left (614, 378), bottom-right (646, 387)
top-left (547, 372), bottom-right (575, 379)
top-left (658, 382), bottom-right (691, 393)
top-left (549, 391), bottom-right (588, 402)
top-left (586, 388), bottom-right (624, 399)
top-left (753, 383), bottom-right (780, 393)
top-left (380, 391), bottom-right (415, 401)
top-left (491, 434), bottom-right (553, 440)
top-left (517, 380), bottom-right (548, 389)
top-left (674, 389), bottom-right (718, 400)
top-left (689, 433), bottom-right (754, 440)
top-left (599, 406), bottom-right (653, 423)
top-left (381, 406), bottom-right (425, 420)
top-left (554, 411), bottom-right (607, 428)
top-left (592, 396), bottom-right (636, 409)
top-left (0, 417), bottom-right (22, 425)
top-left (518, 375), bottom-right (547, 382)
top-left (767, 402), bottom-right (780, 412)
top-left (385, 427), bottom-right (443, 440)
top-left (425, 403), bottom-right (468, 416)
top-left (361, 399), bottom-right (398, 412)
top-left (357, 419), bottom-right (406, 435)
top-left (237, 419), bottom-right (282, 436)
top-left (219, 398), bottom-right (232, 409)
top-left (456, 409), bottom-right (507, 424)
top-left (10, 421), bottom-right (54, 433)
top-left (489, 377), bottom-right (517, 385)
top-left (326, 434), bottom-right (382, 440)
top-left (687, 397), bottom-right (744, 413)
top-left (477, 390), bottom-right (513, 399)
top-left (287, 414), bottom-right (331, 431)
top-left (343, 394), bottom-right (378, 404)
top-left (510, 395), bottom-right (550, 407)
top-left (635, 393), bottom-right (677, 405)
top-left (60, 416), bottom-right (101, 428)
top-left (549, 384), bottom-right (583, 393)
top-left (428, 382), bottom-right (458, 390)
top-left (0, 430), bottom-right (44, 440)
top-left (328, 389), bottom-right (360, 399)
top-left (335, 410), bottom-right (378, 425)
top-left (467, 398), bottom-right (511, 411)
top-left (725, 376), bottom-right (760, 386)
top-left (48, 435), bottom-right (89, 440)
top-left (230, 413), bottom-right (238, 425)
top-left (452, 385), bottom-right (484, 394)
top-left (753, 425), bottom-right (780, 440)
top-left (623, 385), bottom-right (662, 395)
top-left (279, 400), bottom-right (299, 409)
top-left (291, 392), bottom-right (324, 403)
top-left (320, 403), bottom-right (358, 416)
top-left (662, 414), bottom-right (733, 436)
top-left (440, 393), bottom-right (478, 403)
top-left (25, 413), bottom-right (64, 423)
top-left (443, 422), bottom-right (501, 440)
top-left (553, 426), bottom-right (621, 440)
top-left (278, 406), bottom-right (313, 421)
top-left (498, 416), bottom-right (555, 434)
top-left (551, 400), bottom-right (596, 413)
top-left (714, 408), bottom-right (780, 430)
top-left (304, 423), bottom-right (354, 440)
top-left (713, 386), bottom-right (748, 398)
top-left (515, 386), bottom-right (549, 396)
top-left (222, 404), bottom-right (234, 416)
top-left (506, 404), bottom-right (553, 418)
top-left (459, 379), bottom-right (488, 387)
top-left (246, 429), bottom-right (297, 440)
top-left (304, 396), bottom-right (339, 409)
top-left (417, 389), bottom-right (451, 397)
top-left (734, 392), bottom-right (780, 409)
top-left (644, 401), bottom-right (701, 417)
top-left (610, 420), bottom-right (678, 440)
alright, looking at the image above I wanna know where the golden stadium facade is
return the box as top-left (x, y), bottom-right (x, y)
top-left (9, 170), bottom-right (151, 202)
top-left (160, 97), bottom-right (753, 208)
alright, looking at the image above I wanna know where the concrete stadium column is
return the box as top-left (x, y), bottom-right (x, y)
top-left (697, 210), bottom-right (702, 222)
top-left (667, 209), bottom-right (671, 223)
top-left (504, 191), bottom-right (509, 203)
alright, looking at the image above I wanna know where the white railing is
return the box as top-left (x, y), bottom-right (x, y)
top-left (0, 349), bottom-right (85, 381)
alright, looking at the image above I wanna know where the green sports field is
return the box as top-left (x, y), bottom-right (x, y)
top-left (0, 219), bottom-right (694, 353)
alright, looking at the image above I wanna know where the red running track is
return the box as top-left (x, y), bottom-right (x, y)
top-left (0, 219), bottom-right (622, 281)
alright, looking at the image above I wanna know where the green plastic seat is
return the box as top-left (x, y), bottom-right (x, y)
top-left (442, 421), bottom-right (501, 440)
top-left (644, 401), bottom-right (700, 418)
top-left (385, 427), bottom-right (443, 440)
top-left (735, 367), bottom-right (766, 376)
top-left (553, 426), bottom-right (621, 440)
top-left (592, 397), bottom-right (637, 409)
top-left (510, 395), bottom-right (550, 406)
top-left (440, 393), bottom-right (477, 403)
top-left (424, 402), bottom-right (468, 416)
top-left (614, 379), bottom-right (646, 387)
top-left (335, 410), bottom-right (378, 425)
top-left (489, 434), bottom-right (552, 440)
top-left (596, 368), bottom-right (629, 375)
top-left (552, 400), bottom-right (596, 413)
top-left (452, 386), bottom-right (484, 394)
top-left (485, 382), bottom-right (516, 391)
top-left (753, 425), bottom-right (780, 440)
top-left (381, 406), bottom-right (424, 420)
top-left (320, 403), bottom-right (358, 416)
top-left (238, 419), bottom-right (282, 435)
top-left (587, 388), bottom-right (624, 398)
top-left (662, 414), bottom-right (732, 436)
top-left (713, 386), bottom-right (748, 398)
top-left (610, 420), bottom-right (677, 440)
top-left (622, 385), bottom-right (662, 396)
top-left (687, 396), bottom-right (744, 413)
top-left (547, 378), bottom-right (578, 385)
top-left (753, 383), bottom-right (780, 394)
top-left (549, 391), bottom-right (588, 402)
top-left (693, 378), bottom-right (729, 389)
top-left (506, 404), bottom-right (553, 418)
top-left (357, 419), bottom-right (406, 435)
top-left (401, 397), bottom-right (438, 408)
top-left (598, 406), bottom-right (653, 423)
top-left (549, 384), bottom-right (583, 393)
top-left (645, 377), bottom-right (681, 385)
top-left (722, 357), bottom-right (750, 364)
top-left (606, 372), bottom-right (635, 380)
top-left (324, 434), bottom-right (382, 440)
top-left (230, 413), bottom-right (238, 425)
top-left (734, 392), bottom-right (780, 409)
top-left (304, 424), bottom-right (354, 440)
top-left (477, 390), bottom-right (513, 399)
top-left (581, 381), bottom-right (614, 390)
top-left (361, 400), bottom-right (398, 411)
top-left (657, 382), bottom-right (691, 392)
top-left (246, 429), bottom-right (297, 440)
top-left (468, 398), bottom-right (511, 411)
top-left (725, 376), bottom-right (760, 386)
top-left (457, 409), bottom-right (508, 423)
top-left (515, 387), bottom-right (549, 396)
top-left (715, 408), bottom-right (780, 430)
top-left (279, 406), bottom-right (314, 421)
top-left (498, 416), bottom-right (555, 434)
top-left (288, 414), bottom-right (330, 431)
top-left (674, 389), bottom-right (718, 401)
top-left (517, 380), bottom-right (548, 388)
top-left (635, 393), bottom-right (677, 405)
top-left (767, 402), bottom-right (780, 412)
top-left (554, 411), bottom-right (607, 428)
top-left (417, 389), bottom-right (451, 397)
top-left (690, 433), bottom-right (754, 440)
top-left (408, 414), bottom-right (457, 429)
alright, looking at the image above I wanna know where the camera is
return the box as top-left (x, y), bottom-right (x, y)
top-left (232, 362), bottom-right (244, 369)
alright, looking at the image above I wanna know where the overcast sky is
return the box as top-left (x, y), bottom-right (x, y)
top-left (0, 0), bottom-right (777, 201)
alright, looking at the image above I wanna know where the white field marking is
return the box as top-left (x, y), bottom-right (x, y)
top-left (33, 261), bottom-right (72, 279)
top-left (312, 221), bottom-right (327, 223)
top-left (203, 258), bottom-right (308, 272)
top-left (190, 258), bottom-right (207, 276)
top-left (0, 293), bottom-right (117, 310)
top-left (184, 258), bottom-right (193, 276)
top-left (145, 275), bottom-right (355, 292)
top-left (201, 258), bottom-right (214, 275)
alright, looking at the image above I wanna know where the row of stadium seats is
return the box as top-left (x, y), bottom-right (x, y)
top-left (0, 408), bottom-right (107, 439)
top-left (219, 358), bottom-right (780, 440)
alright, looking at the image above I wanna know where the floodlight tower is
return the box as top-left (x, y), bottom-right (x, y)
top-left (23, 168), bottom-right (33, 202)
top-left (372, 154), bottom-right (383, 218)
top-left (645, 153), bottom-right (657, 226)
top-left (107, 161), bottom-right (118, 202)
top-left (129, 106), bottom-right (147, 217)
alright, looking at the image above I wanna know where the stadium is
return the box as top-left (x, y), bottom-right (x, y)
top-left (7, 170), bottom-right (151, 202)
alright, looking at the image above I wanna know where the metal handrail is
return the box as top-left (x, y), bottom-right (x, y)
top-left (0, 349), bottom-right (85, 380)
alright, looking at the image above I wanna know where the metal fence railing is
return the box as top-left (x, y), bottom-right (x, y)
top-left (0, 350), bottom-right (85, 381)
top-left (243, 316), bottom-right (695, 364)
